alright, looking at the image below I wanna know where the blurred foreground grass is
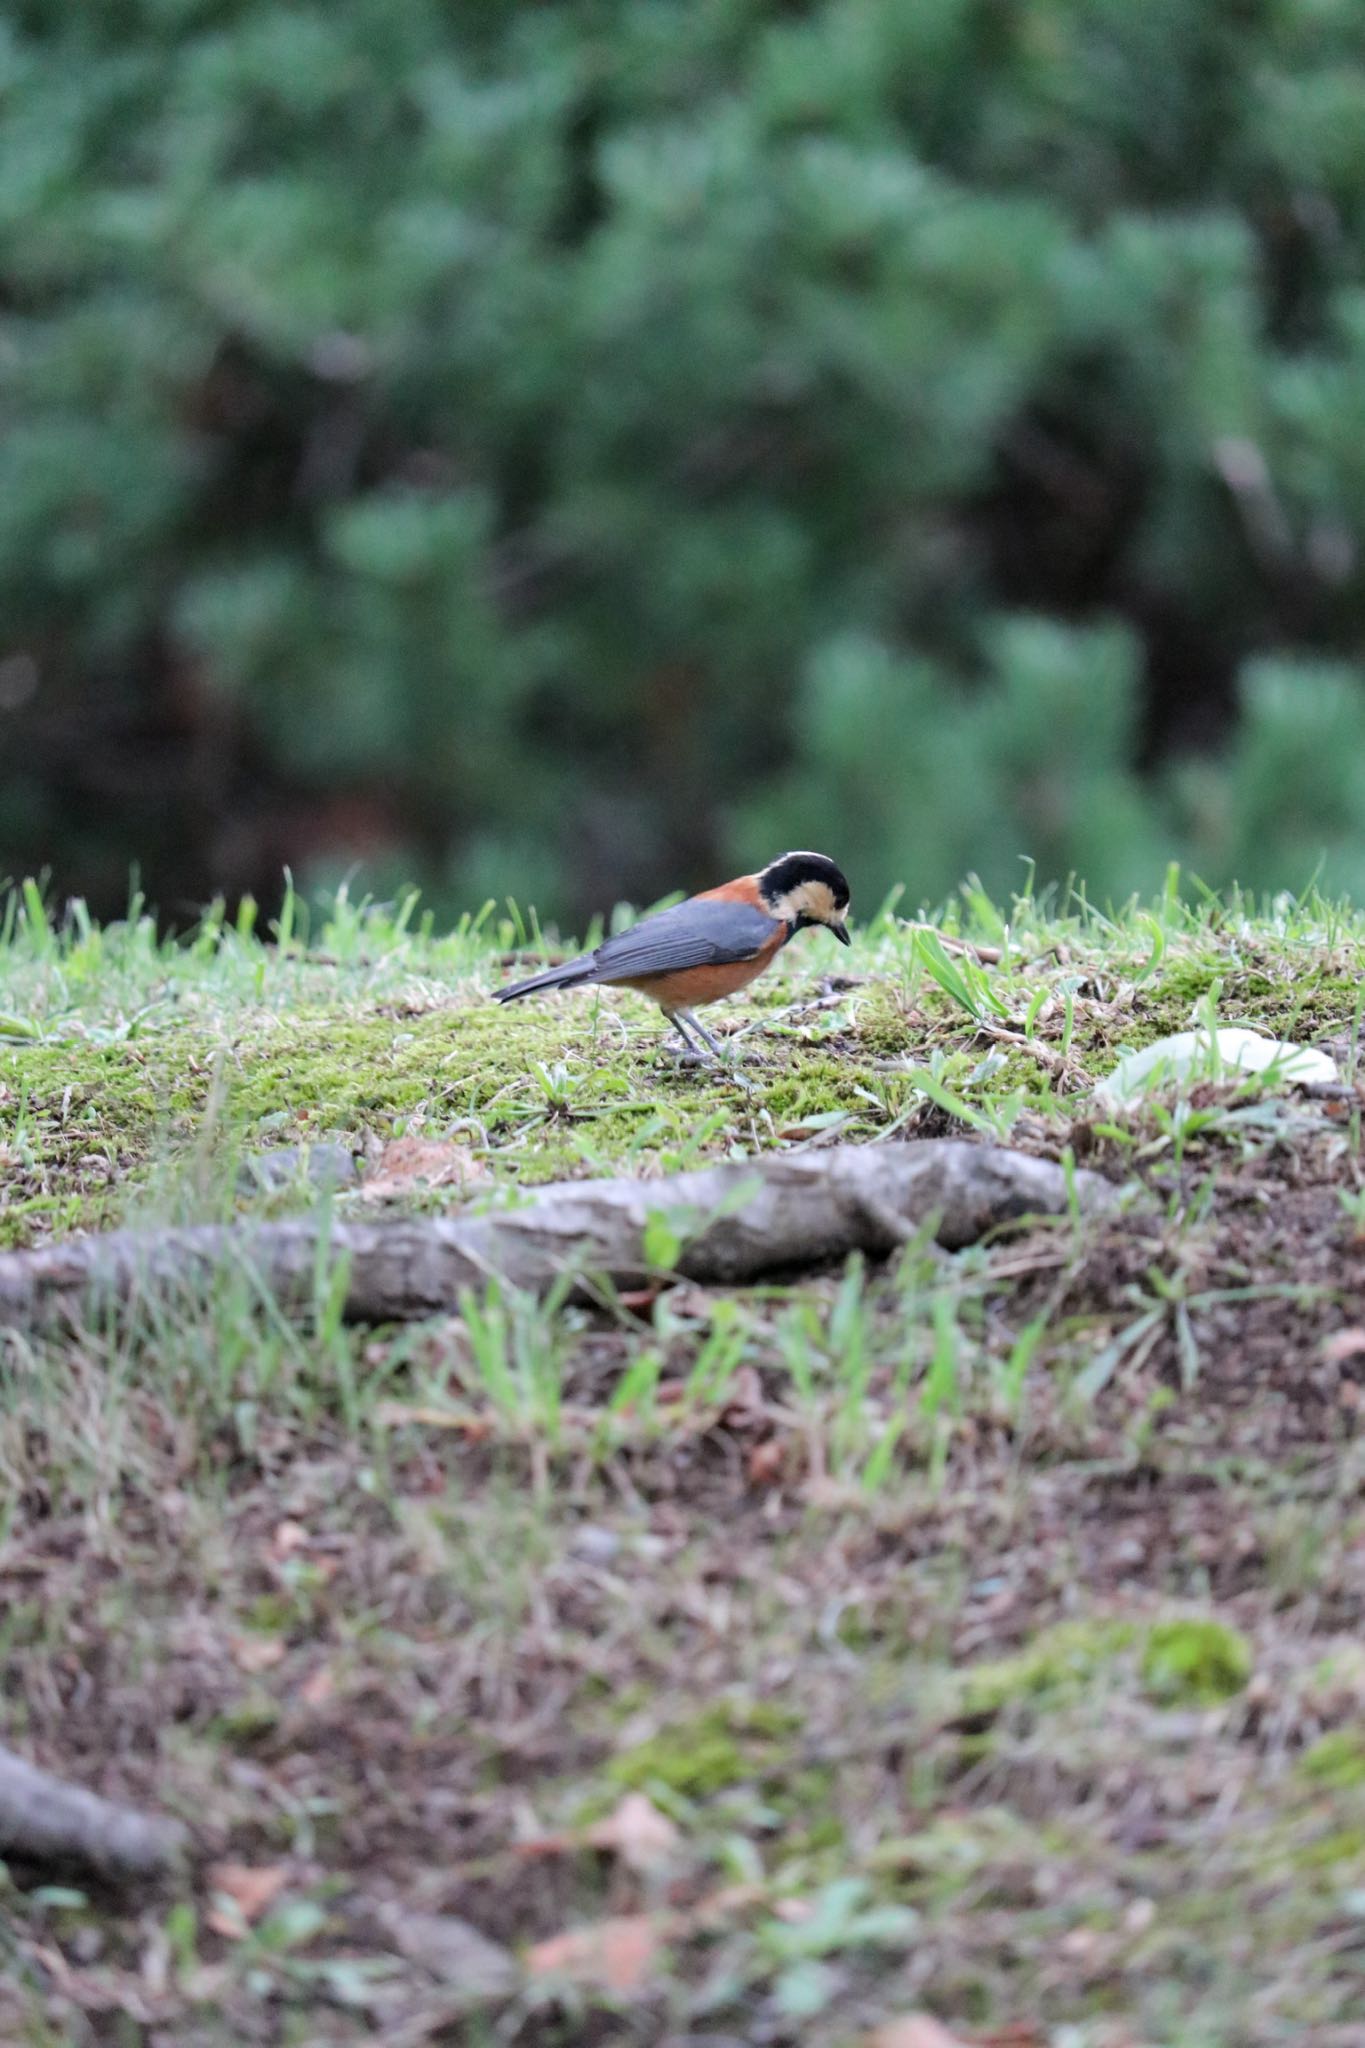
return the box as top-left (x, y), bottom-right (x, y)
top-left (1, 876), bottom-right (1364, 2045)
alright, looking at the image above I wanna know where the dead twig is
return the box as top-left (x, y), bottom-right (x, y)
top-left (902, 923), bottom-right (1003, 966)
top-left (0, 1142), bottom-right (1116, 1330)
top-left (979, 1023), bottom-right (1085, 1087)
top-left (0, 1745), bottom-right (189, 1879)
top-left (902, 923), bottom-right (1066, 968)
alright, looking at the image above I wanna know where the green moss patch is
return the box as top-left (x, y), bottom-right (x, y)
top-left (957, 1619), bottom-right (1137, 1718)
top-left (1299, 1729), bottom-right (1365, 1790)
top-left (609, 1699), bottom-right (802, 1798)
top-left (1141, 1619), bottom-right (1253, 1706)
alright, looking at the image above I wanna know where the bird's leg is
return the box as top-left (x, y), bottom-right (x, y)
top-left (677, 1008), bottom-right (727, 1061)
top-left (666, 1010), bottom-right (716, 1064)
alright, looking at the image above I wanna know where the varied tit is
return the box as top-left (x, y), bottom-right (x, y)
top-left (493, 850), bottom-right (851, 1061)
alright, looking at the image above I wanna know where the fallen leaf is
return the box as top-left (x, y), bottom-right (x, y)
top-left (27, 1942), bottom-right (79, 1997)
top-left (869, 2019), bottom-right (968, 2048)
top-left (521, 1883), bottom-right (762, 1995)
top-left (513, 1793), bottom-right (680, 1872)
top-left (206, 1862), bottom-right (288, 1937)
top-left (513, 1828), bottom-right (579, 1860)
top-left (298, 1664), bottom-right (335, 1709)
top-left (616, 1286), bottom-right (660, 1313)
top-left (747, 1439), bottom-right (786, 1487)
top-left (364, 1137), bottom-right (488, 1200)
top-left (720, 1364), bottom-right (768, 1426)
top-left (687, 1882), bottom-right (766, 1927)
top-left (180, 1963), bottom-right (231, 2004)
top-left (585, 1792), bottom-right (681, 1875)
top-left (525, 1912), bottom-right (668, 1995)
top-left (230, 1634), bottom-right (286, 1674)
top-left (270, 1519), bottom-right (310, 1561)
top-left (1324, 1328), bottom-right (1365, 1365)
top-left (661, 1284), bottom-right (716, 1321)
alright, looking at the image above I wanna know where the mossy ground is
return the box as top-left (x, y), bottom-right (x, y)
top-left (2, 878), bottom-right (1365, 2045)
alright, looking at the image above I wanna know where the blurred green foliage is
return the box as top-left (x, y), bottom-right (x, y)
top-left (5, 0), bottom-right (1365, 921)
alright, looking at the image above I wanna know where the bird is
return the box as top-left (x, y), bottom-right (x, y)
top-left (492, 850), bottom-right (852, 1062)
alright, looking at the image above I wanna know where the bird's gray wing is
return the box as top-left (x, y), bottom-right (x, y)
top-left (591, 899), bottom-right (778, 982)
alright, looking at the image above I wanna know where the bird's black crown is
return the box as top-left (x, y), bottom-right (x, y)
top-left (759, 850), bottom-right (851, 910)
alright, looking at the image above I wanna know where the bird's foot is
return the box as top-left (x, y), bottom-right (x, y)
top-left (662, 1038), bottom-right (752, 1083)
top-left (662, 1011), bottom-right (754, 1082)
top-left (669, 1045), bottom-right (712, 1069)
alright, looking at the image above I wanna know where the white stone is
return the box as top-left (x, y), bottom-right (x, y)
top-left (1097, 1027), bottom-right (1339, 1106)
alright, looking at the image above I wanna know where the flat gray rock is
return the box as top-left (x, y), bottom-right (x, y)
top-left (237, 1144), bottom-right (358, 1196)
top-left (373, 1902), bottom-right (517, 1995)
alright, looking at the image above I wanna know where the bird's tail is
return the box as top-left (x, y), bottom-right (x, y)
top-left (492, 952), bottom-right (599, 1004)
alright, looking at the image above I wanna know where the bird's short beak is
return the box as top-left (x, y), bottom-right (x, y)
top-left (831, 919), bottom-right (851, 947)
